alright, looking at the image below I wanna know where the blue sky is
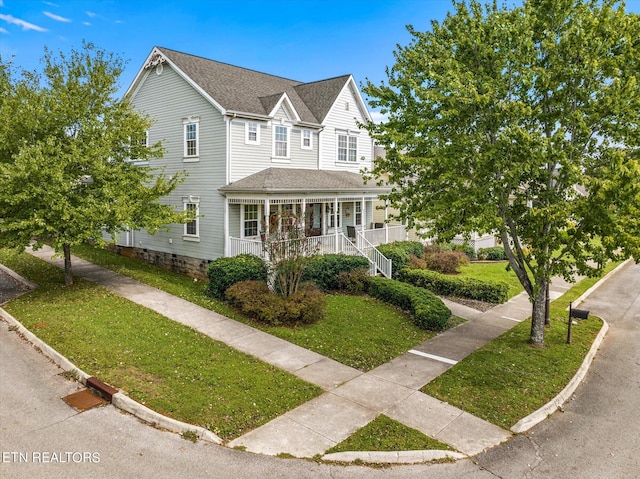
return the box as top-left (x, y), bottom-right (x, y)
top-left (2, 0), bottom-right (640, 119)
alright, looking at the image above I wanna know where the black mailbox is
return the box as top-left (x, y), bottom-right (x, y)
top-left (569, 304), bottom-right (590, 320)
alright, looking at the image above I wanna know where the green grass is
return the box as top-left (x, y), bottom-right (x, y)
top-left (0, 249), bottom-right (321, 440)
top-left (325, 415), bottom-right (454, 454)
top-left (244, 294), bottom-right (435, 371)
top-left (71, 244), bottom-right (439, 372)
top-left (422, 261), bottom-right (619, 429)
top-left (458, 261), bottom-right (524, 299)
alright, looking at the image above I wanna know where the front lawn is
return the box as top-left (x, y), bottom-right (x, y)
top-left (457, 261), bottom-right (524, 299)
top-left (0, 249), bottom-right (321, 440)
top-left (422, 262), bottom-right (618, 428)
top-left (72, 244), bottom-right (441, 371)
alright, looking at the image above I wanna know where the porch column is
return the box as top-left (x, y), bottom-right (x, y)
top-left (384, 200), bottom-right (389, 244)
top-left (264, 199), bottom-right (270, 235)
top-left (334, 197), bottom-right (339, 253)
top-left (223, 197), bottom-right (229, 257)
top-left (361, 196), bottom-right (366, 231)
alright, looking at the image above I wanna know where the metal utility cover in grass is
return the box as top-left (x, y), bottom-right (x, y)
top-left (62, 389), bottom-right (106, 411)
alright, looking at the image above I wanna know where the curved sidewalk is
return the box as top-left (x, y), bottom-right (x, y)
top-left (11, 247), bottom-right (599, 459)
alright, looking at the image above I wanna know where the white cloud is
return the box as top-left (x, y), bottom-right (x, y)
top-left (0, 14), bottom-right (48, 32)
top-left (43, 11), bottom-right (71, 22)
top-left (83, 21), bottom-right (91, 26)
top-left (85, 11), bottom-right (96, 18)
top-left (43, 1), bottom-right (59, 6)
top-left (369, 111), bottom-right (389, 124)
top-left (0, 27), bottom-right (8, 34)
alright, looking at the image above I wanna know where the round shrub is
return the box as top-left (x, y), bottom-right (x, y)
top-left (225, 280), bottom-right (325, 326)
top-left (377, 241), bottom-right (426, 278)
top-left (335, 268), bottom-right (370, 294)
top-left (423, 250), bottom-right (469, 274)
top-left (207, 254), bottom-right (268, 299)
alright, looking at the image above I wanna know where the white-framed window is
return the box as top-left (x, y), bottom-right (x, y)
top-left (245, 122), bottom-right (260, 145)
top-left (183, 198), bottom-right (199, 239)
top-left (337, 133), bottom-right (358, 162)
top-left (243, 204), bottom-right (259, 238)
top-left (327, 203), bottom-right (341, 228)
top-left (355, 201), bottom-right (362, 226)
top-left (273, 125), bottom-right (289, 158)
top-left (183, 117), bottom-right (200, 159)
top-left (301, 129), bottom-right (312, 150)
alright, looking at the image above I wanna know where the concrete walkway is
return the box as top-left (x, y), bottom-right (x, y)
top-left (23, 246), bottom-right (572, 459)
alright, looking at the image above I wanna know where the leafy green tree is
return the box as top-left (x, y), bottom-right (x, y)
top-left (0, 43), bottom-right (189, 286)
top-left (364, 0), bottom-right (640, 346)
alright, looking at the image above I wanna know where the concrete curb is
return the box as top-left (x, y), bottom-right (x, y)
top-left (322, 449), bottom-right (467, 464)
top-left (511, 259), bottom-right (631, 433)
top-left (0, 307), bottom-right (222, 445)
top-left (510, 318), bottom-right (609, 433)
top-left (570, 258), bottom-right (632, 309)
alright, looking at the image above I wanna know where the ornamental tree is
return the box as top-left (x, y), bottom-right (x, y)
top-left (0, 43), bottom-right (189, 286)
top-left (363, 0), bottom-right (640, 346)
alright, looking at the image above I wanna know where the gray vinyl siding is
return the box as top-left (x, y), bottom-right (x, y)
top-left (124, 64), bottom-right (227, 260)
top-left (229, 116), bottom-right (319, 182)
top-left (320, 81), bottom-right (374, 173)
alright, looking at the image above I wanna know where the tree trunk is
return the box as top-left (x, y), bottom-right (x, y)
top-left (529, 281), bottom-right (547, 347)
top-left (63, 243), bottom-right (73, 286)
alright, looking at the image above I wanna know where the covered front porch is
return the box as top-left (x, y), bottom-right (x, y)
top-left (219, 168), bottom-right (407, 278)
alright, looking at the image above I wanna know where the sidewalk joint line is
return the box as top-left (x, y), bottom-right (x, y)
top-left (408, 350), bottom-right (458, 365)
top-left (501, 316), bottom-right (523, 322)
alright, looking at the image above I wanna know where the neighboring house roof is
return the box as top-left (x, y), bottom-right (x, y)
top-left (133, 47), bottom-right (363, 125)
top-left (219, 168), bottom-right (388, 194)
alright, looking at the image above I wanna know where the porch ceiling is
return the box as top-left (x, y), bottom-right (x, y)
top-left (219, 167), bottom-right (390, 197)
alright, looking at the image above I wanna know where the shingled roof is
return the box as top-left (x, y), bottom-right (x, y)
top-left (219, 168), bottom-right (388, 194)
top-left (153, 47), bottom-right (352, 124)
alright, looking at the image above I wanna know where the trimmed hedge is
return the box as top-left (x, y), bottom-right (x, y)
top-left (206, 254), bottom-right (268, 299)
top-left (301, 254), bottom-right (371, 291)
top-left (397, 268), bottom-right (509, 304)
top-left (477, 246), bottom-right (507, 261)
top-left (376, 241), bottom-right (425, 278)
top-left (365, 276), bottom-right (451, 331)
top-left (226, 280), bottom-right (326, 326)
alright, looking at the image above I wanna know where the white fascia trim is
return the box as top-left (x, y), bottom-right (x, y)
top-left (130, 48), bottom-right (227, 115)
top-left (268, 93), bottom-right (302, 122)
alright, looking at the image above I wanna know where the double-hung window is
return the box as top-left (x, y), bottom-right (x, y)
top-left (243, 204), bottom-right (259, 238)
top-left (183, 198), bottom-right (199, 239)
top-left (337, 133), bottom-right (358, 162)
top-left (274, 125), bottom-right (289, 158)
top-left (183, 117), bottom-right (199, 159)
top-left (301, 129), bottom-right (312, 149)
top-left (246, 122), bottom-right (260, 144)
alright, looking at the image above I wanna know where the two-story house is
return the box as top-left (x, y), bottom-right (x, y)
top-left (115, 47), bottom-right (407, 278)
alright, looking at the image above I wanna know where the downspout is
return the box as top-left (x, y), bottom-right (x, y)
top-left (334, 197), bottom-right (339, 253)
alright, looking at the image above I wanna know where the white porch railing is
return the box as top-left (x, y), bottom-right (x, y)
top-left (228, 233), bottom-right (392, 279)
top-left (356, 231), bottom-right (393, 279)
top-left (361, 224), bottom-right (408, 246)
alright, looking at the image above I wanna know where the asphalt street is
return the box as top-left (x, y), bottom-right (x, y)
top-left (1, 261), bottom-right (638, 478)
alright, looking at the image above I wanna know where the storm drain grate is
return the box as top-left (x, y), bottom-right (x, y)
top-left (62, 389), bottom-right (107, 411)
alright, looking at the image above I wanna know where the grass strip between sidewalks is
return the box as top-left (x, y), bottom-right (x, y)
top-left (71, 244), bottom-right (435, 371)
top-left (325, 415), bottom-right (455, 454)
top-left (422, 262), bottom-right (619, 429)
top-left (0, 249), bottom-right (322, 441)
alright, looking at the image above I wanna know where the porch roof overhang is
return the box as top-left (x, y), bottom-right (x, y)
top-left (219, 167), bottom-right (390, 203)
